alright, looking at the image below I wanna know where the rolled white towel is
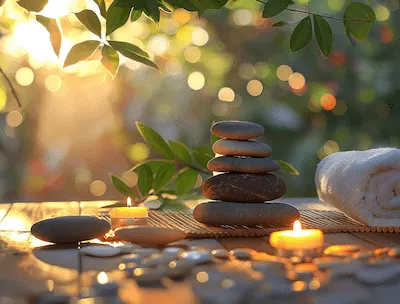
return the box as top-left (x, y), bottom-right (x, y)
top-left (315, 148), bottom-right (400, 227)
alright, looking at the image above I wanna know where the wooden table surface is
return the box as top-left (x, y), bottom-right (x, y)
top-left (1, 199), bottom-right (400, 303)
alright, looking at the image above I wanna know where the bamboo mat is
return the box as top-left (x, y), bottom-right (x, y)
top-left (100, 204), bottom-right (400, 238)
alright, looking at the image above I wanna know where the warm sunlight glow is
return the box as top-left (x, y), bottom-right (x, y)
top-left (293, 220), bottom-right (301, 231)
top-left (127, 197), bottom-right (132, 207)
top-left (188, 71), bottom-right (205, 90)
top-left (89, 180), bottom-right (106, 197)
top-left (40, 0), bottom-right (70, 18)
top-left (97, 272), bottom-right (108, 285)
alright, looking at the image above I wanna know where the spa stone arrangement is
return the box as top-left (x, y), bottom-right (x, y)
top-left (194, 120), bottom-right (300, 227)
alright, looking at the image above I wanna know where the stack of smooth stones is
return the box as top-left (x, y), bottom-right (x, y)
top-left (194, 121), bottom-right (300, 227)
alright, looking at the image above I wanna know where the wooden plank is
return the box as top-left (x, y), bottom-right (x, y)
top-left (351, 233), bottom-right (400, 248)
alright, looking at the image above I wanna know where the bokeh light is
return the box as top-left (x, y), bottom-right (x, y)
top-left (0, 85), bottom-right (6, 111)
top-left (45, 75), bottom-right (62, 92)
top-left (183, 46), bottom-right (201, 63)
top-left (187, 71), bottom-right (205, 90)
top-left (15, 67), bottom-right (34, 86)
top-left (6, 111), bottom-right (23, 127)
top-left (233, 9), bottom-right (254, 26)
top-left (247, 79), bottom-right (263, 96)
top-left (192, 27), bottom-right (209, 46)
top-left (374, 5), bottom-right (390, 21)
top-left (89, 180), bottom-right (106, 196)
top-left (320, 93), bottom-right (336, 110)
top-left (121, 171), bottom-right (138, 187)
top-left (128, 143), bottom-right (150, 162)
top-left (276, 65), bottom-right (293, 81)
top-left (218, 87), bottom-right (235, 102)
top-left (288, 72), bottom-right (305, 90)
top-left (147, 34), bottom-right (169, 56)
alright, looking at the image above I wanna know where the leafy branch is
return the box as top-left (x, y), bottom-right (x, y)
top-left (111, 121), bottom-right (299, 208)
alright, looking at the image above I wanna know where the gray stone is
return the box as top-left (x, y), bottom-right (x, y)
top-left (115, 226), bottom-right (187, 246)
top-left (211, 121), bottom-right (264, 140)
top-left (165, 260), bottom-right (193, 279)
top-left (80, 245), bottom-right (121, 257)
top-left (117, 244), bottom-right (141, 254)
top-left (213, 139), bottom-right (272, 157)
top-left (230, 248), bottom-right (253, 260)
top-left (181, 250), bottom-right (213, 265)
top-left (131, 267), bottom-right (165, 285)
top-left (143, 253), bottom-right (176, 267)
top-left (122, 253), bottom-right (143, 263)
top-left (356, 265), bottom-right (400, 284)
top-left (207, 156), bottom-right (279, 173)
top-left (132, 248), bottom-right (160, 257)
top-left (202, 173), bottom-right (286, 203)
top-left (193, 202), bottom-right (299, 227)
top-left (31, 216), bottom-right (111, 244)
top-left (211, 249), bottom-right (231, 259)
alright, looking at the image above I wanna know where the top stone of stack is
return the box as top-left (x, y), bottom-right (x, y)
top-left (211, 121), bottom-right (264, 140)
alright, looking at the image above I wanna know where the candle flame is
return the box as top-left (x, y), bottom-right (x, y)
top-left (127, 197), bottom-right (132, 207)
top-left (293, 220), bottom-right (302, 231)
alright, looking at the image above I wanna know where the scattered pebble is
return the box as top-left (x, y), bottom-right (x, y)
top-left (143, 253), bottom-right (176, 267)
top-left (211, 249), bottom-right (231, 259)
top-left (230, 248), bottom-right (254, 260)
top-left (181, 251), bottom-right (213, 265)
top-left (122, 254), bottom-right (143, 264)
top-left (388, 247), bottom-right (400, 258)
top-left (352, 251), bottom-right (375, 260)
top-left (80, 246), bottom-right (121, 258)
top-left (356, 265), bottom-right (400, 285)
top-left (374, 247), bottom-right (390, 257)
top-left (313, 257), bottom-right (348, 270)
top-left (367, 257), bottom-right (396, 268)
top-left (131, 267), bottom-right (165, 285)
top-left (117, 244), bottom-right (141, 254)
top-left (162, 247), bottom-right (184, 256)
top-left (165, 260), bottom-right (193, 279)
top-left (132, 248), bottom-right (160, 258)
top-left (294, 263), bottom-right (318, 280)
top-left (323, 245), bottom-right (360, 257)
top-left (115, 226), bottom-right (187, 246)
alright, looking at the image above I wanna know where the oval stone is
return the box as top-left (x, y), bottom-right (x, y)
top-left (202, 173), bottom-right (286, 202)
top-left (213, 139), bottom-right (272, 157)
top-left (211, 121), bottom-right (264, 140)
top-left (31, 216), bottom-right (111, 244)
top-left (115, 226), bottom-right (187, 246)
top-left (207, 156), bottom-right (279, 174)
top-left (193, 202), bottom-right (299, 226)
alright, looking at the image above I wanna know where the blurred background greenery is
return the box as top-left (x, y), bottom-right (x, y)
top-left (0, 0), bottom-right (398, 202)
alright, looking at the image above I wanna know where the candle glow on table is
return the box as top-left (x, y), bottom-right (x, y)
top-left (109, 197), bottom-right (148, 218)
top-left (269, 220), bottom-right (324, 250)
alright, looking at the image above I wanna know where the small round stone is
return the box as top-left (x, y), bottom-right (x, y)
top-left (193, 202), bottom-right (299, 227)
top-left (165, 260), bottom-right (193, 279)
top-left (207, 156), bottom-right (279, 174)
top-left (202, 173), bottom-right (286, 203)
top-left (31, 216), bottom-right (111, 244)
top-left (180, 251), bottom-right (213, 265)
top-left (212, 139), bottom-right (272, 158)
top-left (352, 251), bottom-right (375, 260)
top-left (162, 247), bottom-right (184, 256)
top-left (211, 249), bottom-right (231, 259)
top-left (143, 253), bottom-right (176, 267)
top-left (122, 253), bottom-right (143, 263)
top-left (356, 266), bottom-right (400, 285)
top-left (323, 245), bottom-right (360, 256)
top-left (211, 121), bottom-right (264, 140)
top-left (367, 257), bottom-right (396, 267)
top-left (313, 257), bottom-right (348, 270)
top-left (230, 248), bottom-right (254, 260)
top-left (117, 244), bottom-right (141, 254)
top-left (115, 226), bottom-right (187, 246)
top-left (131, 267), bottom-right (165, 285)
top-left (80, 245), bottom-right (121, 257)
top-left (374, 247), bottom-right (390, 257)
top-left (132, 248), bottom-right (160, 258)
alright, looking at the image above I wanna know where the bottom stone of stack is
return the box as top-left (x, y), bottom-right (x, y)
top-left (193, 202), bottom-right (300, 227)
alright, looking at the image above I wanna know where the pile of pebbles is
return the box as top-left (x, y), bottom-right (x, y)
top-left (194, 121), bottom-right (300, 227)
top-left (87, 242), bottom-right (400, 303)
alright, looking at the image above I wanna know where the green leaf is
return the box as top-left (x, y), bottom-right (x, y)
top-left (135, 122), bottom-right (174, 159)
top-left (36, 15), bottom-right (61, 56)
top-left (101, 45), bottom-right (119, 77)
top-left (142, 0), bottom-right (160, 22)
top-left (106, 1), bottom-right (132, 35)
top-left (64, 40), bottom-right (100, 68)
top-left (153, 163), bottom-right (176, 192)
top-left (272, 20), bottom-right (298, 27)
top-left (111, 174), bottom-right (135, 197)
top-left (17, 0), bottom-right (48, 12)
top-left (290, 16), bottom-right (312, 52)
top-left (313, 16), bottom-right (332, 58)
top-left (75, 10), bottom-right (102, 37)
top-left (344, 2), bottom-right (375, 41)
top-left (175, 167), bottom-right (198, 195)
top-left (134, 164), bottom-right (153, 196)
top-left (108, 40), bottom-right (149, 58)
top-left (168, 140), bottom-right (192, 164)
top-left (262, 0), bottom-right (291, 18)
top-left (130, 9), bottom-right (142, 22)
top-left (276, 160), bottom-right (299, 175)
top-left (108, 40), bottom-right (158, 69)
top-left (93, 0), bottom-right (107, 18)
top-left (192, 151), bottom-right (212, 170)
top-left (131, 159), bottom-right (175, 172)
top-left (194, 145), bottom-right (214, 156)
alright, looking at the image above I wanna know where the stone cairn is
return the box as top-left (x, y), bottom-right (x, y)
top-left (194, 121), bottom-right (300, 227)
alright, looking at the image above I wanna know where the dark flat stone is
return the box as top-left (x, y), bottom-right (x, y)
top-left (211, 121), bottom-right (264, 140)
top-left (193, 202), bottom-right (300, 226)
top-left (207, 156), bottom-right (280, 173)
top-left (31, 216), bottom-right (110, 244)
top-left (213, 139), bottom-right (272, 157)
top-left (202, 173), bottom-right (286, 202)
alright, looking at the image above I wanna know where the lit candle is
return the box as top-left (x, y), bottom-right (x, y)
top-left (269, 220), bottom-right (324, 251)
top-left (109, 197), bottom-right (148, 228)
